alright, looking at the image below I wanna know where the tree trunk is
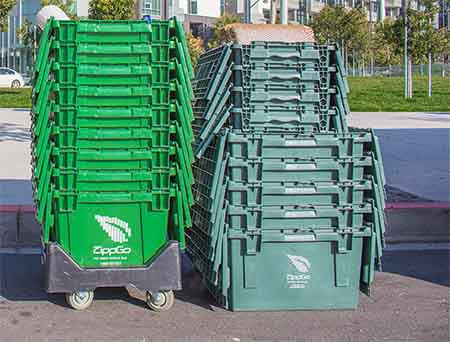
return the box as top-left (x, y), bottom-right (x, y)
top-left (344, 45), bottom-right (348, 73)
top-left (370, 55), bottom-right (374, 76)
top-left (352, 50), bottom-right (356, 77)
top-left (362, 56), bottom-right (365, 77)
top-left (428, 53), bottom-right (432, 97)
top-left (408, 57), bottom-right (413, 98)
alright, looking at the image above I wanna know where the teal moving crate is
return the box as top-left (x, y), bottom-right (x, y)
top-left (226, 227), bottom-right (371, 311)
top-left (188, 42), bottom-right (386, 311)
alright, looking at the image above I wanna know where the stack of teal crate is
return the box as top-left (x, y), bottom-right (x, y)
top-left (188, 42), bottom-right (386, 311)
top-left (31, 17), bottom-right (194, 269)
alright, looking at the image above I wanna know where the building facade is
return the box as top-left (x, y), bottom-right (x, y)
top-left (223, 0), bottom-right (447, 24)
top-left (138, 0), bottom-right (221, 38)
top-left (1, 0), bottom-right (90, 75)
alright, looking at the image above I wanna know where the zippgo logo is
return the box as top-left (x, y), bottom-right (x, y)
top-left (287, 254), bottom-right (311, 273)
top-left (286, 254), bottom-right (311, 289)
top-left (94, 215), bottom-right (132, 243)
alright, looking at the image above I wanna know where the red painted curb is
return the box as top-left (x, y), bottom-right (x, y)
top-left (0, 205), bottom-right (35, 213)
top-left (0, 202), bottom-right (449, 213)
top-left (386, 202), bottom-right (450, 209)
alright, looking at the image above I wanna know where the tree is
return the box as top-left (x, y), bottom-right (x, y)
top-left (40, 0), bottom-right (77, 19)
top-left (311, 6), bottom-right (348, 45)
top-left (312, 6), bottom-right (371, 74)
top-left (208, 12), bottom-right (242, 48)
top-left (379, 0), bottom-right (448, 95)
top-left (372, 19), bottom-right (401, 66)
top-left (186, 33), bottom-right (204, 68)
top-left (0, 0), bottom-right (16, 31)
top-left (89, 0), bottom-right (136, 20)
top-left (16, 18), bottom-right (32, 45)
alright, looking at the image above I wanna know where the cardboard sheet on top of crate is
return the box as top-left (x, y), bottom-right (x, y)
top-left (226, 23), bottom-right (315, 44)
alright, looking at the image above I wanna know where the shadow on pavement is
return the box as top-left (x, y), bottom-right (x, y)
top-left (0, 122), bottom-right (30, 143)
top-left (0, 252), bottom-right (217, 310)
top-left (0, 237), bottom-right (447, 311)
top-left (0, 180), bottom-right (33, 206)
top-left (382, 250), bottom-right (450, 287)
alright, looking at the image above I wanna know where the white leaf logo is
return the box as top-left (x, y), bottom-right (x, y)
top-left (287, 255), bottom-right (311, 273)
top-left (95, 215), bottom-right (132, 243)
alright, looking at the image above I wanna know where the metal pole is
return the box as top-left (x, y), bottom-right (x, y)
top-left (270, 0), bottom-right (277, 24)
top-left (19, 0), bottom-right (22, 73)
top-left (1, 33), bottom-right (3, 67)
top-left (7, 16), bottom-right (10, 68)
top-left (13, 16), bottom-right (16, 71)
top-left (379, 0), bottom-right (385, 21)
top-left (280, 0), bottom-right (288, 24)
top-left (33, 25), bottom-right (37, 65)
top-left (244, 0), bottom-right (251, 23)
top-left (428, 15), bottom-right (432, 97)
top-left (428, 52), bottom-right (432, 96)
top-left (403, 0), bottom-right (408, 98)
top-left (161, 0), bottom-right (169, 20)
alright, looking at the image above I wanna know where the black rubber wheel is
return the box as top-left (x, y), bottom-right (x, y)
top-left (65, 290), bottom-right (94, 310)
top-left (11, 80), bottom-right (20, 88)
top-left (146, 290), bottom-right (175, 312)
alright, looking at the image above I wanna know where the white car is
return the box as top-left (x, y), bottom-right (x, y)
top-left (0, 67), bottom-right (25, 88)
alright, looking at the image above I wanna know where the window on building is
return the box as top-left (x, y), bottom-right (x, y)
top-left (190, 0), bottom-right (198, 14)
top-left (151, 0), bottom-right (161, 16)
top-left (288, 9), bottom-right (296, 21)
top-left (142, 0), bottom-right (161, 17)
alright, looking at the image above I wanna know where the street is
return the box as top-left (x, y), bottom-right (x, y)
top-left (0, 249), bottom-right (448, 342)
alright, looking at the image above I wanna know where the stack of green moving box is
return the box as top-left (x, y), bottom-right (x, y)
top-left (31, 18), bottom-right (194, 269)
top-left (188, 42), bottom-right (386, 311)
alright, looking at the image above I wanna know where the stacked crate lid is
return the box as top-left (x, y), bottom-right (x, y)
top-left (31, 17), bottom-right (194, 268)
top-left (188, 41), bottom-right (387, 311)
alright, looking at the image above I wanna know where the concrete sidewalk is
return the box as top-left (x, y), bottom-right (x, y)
top-left (349, 112), bottom-right (450, 202)
top-left (2, 109), bottom-right (449, 203)
top-left (348, 111), bottom-right (450, 129)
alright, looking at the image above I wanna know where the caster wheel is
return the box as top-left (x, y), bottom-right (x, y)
top-left (146, 290), bottom-right (174, 312)
top-left (66, 290), bottom-right (94, 310)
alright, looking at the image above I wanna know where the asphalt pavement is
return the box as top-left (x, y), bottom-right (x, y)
top-left (0, 248), bottom-right (448, 342)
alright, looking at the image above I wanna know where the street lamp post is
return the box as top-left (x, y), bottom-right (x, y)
top-left (403, 0), bottom-right (409, 98)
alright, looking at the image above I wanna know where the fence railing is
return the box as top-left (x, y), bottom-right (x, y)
top-left (347, 64), bottom-right (449, 77)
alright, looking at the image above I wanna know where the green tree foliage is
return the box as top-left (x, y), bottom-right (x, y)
top-left (312, 6), bottom-right (370, 54)
top-left (41, 0), bottom-right (77, 19)
top-left (208, 12), bottom-right (242, 48)
top-left (89, 0), bottom-right (136, 20)
top-left (17, 0), bottom-right (77, 49)
top-left (378, 0), bottom-right (448, 64)
top-left (186, 33), bottom-right (205, 68)
top-left (407, 0), bottom-right (448, 63)
top-left (372, 19), bottom-right (401, 66)
top-left (0, 0), bottom-right (16, 31)
top-left (311, 6), bottom-right (348, 44)
top-left (16, 18), bottom-right (32, 45)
